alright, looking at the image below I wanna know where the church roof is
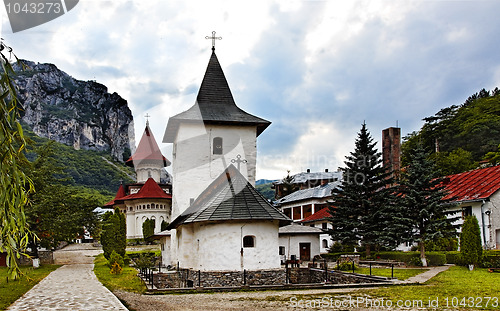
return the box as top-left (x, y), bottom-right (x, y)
top-left (104, 184), bottom-right (127, 207)
top-left (163, 51), bottom-right (271, 143)
top-left (301, 207), bottom-right (332, 223)
top-left (119, 178), bottom-right (172, 201)
top-left (127, 123), bottom-right (170, 167)
top-left (168, 165), bottom-right (291, 229)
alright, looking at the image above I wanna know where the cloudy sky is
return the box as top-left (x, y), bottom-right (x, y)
top-left (2, 0), bottom-right (500, 180)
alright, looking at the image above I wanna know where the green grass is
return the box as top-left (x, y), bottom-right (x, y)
top-left (0, 265), bottom-right (60, 310)
top-left (361, 266), bottom-right (500, 310)
top-left (355, 267), bottom-right (428, 280)
top-left (93, 254), bottom-right (146, 294)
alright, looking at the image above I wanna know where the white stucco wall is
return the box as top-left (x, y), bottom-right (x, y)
top-left (176, 220), bottom-right (280, 271)
top-left (278, 233), bottom-right (321, 261)
top-left (123, 199), bottom-right (172, 239)
top-left (171, 123), bottom-right (257, 219)
top-left (135, 164), bottom-right (162, 183)
top-left (159, 235), bottom-right (171, 267)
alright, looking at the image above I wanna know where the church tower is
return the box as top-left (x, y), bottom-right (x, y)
top-left (163, 45), bottom-right (270, 219)
top-left (127, 120), bottom-right (170, 183)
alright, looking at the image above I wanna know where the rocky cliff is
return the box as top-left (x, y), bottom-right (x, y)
top-left (14, 60), bottom-right (135, 161)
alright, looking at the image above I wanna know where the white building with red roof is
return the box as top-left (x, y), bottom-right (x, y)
top-left (442, 165), bottom-right (500, 249)
top-left (105, 122), bottom-right (172, 239)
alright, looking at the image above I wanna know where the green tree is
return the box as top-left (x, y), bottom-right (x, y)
top-left (432, 148), bottom-right (477, 176)
top-left (398, 144), bottom-right (459, 266)
top-left (275, 170), bottom-right (298, 199)
top-left (0, 41), bottom-right (34, 279)
top-left (160, 220), bottom-right (169, 232)
top-left (483, 144), bottom-right (500, 165)
top-left (328, 122), bottom-right (394, 256)
top-left (100, 208), bottom-right (126, 259)
top-left (142, 218), bottom-right (155, 242)
top-left (460, 215), bottom-right (483, 270)
top-left (23, 141), bottom-right (101, 252)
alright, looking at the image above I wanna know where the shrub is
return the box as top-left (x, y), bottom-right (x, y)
top-left (460, 215), bottom-right (483, 267)
top-left (426, 252), bottom-right (447, 266)
top-left (107, 250), bottom-right (124, 269)
top-left (329, 242), bottom-right (343, 253)
top-left (337, 261), bottom-right (356, 271)
top-left (445, 251), bottom-right (462, 265)
top-left (107, 251), bottom-right (124, 274)
top-left (132, 253), bottom-right (155, 270)
top-left (409, 257), bottom-right (423, 266)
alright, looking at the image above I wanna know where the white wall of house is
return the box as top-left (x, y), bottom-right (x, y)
top-left (175, 220), bottom-right (280, 271)
top-left (278, 233), bottom-right (321, 262)
top-left (171, 123), bottom-right (258, 220)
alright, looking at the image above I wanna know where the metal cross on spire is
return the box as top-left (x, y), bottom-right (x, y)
top-left (145, 113), bottom-right (150, 126)
top-left (205, 31), bottom-right (222, 51)
top-left (231, 154), bottom-right (247, 171)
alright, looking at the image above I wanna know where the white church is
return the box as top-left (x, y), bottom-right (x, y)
top-left (162, 42), bottom-right (291, 272)
top-left (110, 39), bottom-right (292, 273)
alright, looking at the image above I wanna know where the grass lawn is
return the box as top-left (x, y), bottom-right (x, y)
top-left (355, 267), bottom-right (428, 280)
top-left (0, 265), bottom-right (60, 311)
top-left (93, 254), bottom-right (146, 294)
top-left (361, 266), bottom-right (500, 310)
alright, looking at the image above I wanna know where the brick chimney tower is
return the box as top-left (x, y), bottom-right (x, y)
top-left (382, 127), bottom-right (401, 178)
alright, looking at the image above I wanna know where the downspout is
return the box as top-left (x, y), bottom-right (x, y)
top-left (480, 200), bottom-right (488, 249)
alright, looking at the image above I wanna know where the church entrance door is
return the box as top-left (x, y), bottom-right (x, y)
top-left (299, 243), bottom-right (311, 261)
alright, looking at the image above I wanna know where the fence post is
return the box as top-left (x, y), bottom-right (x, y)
top-left (324, 259), bottom-right (327, 283)
top-left (391, 264), bottom-right (394, 279)
top-left (370, 262), bottom-right (372, 276)
top-left (198, 270), bottom-right (201, 287)
top-left (285, 262), bottom-right (289, 284)
top-left (244, 269), bottom-right (247, 286)
top-left (352, 259), bottom-right (355, 273)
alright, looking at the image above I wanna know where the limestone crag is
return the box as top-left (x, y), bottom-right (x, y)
top-left (14, 60), bottom-right (135, 161)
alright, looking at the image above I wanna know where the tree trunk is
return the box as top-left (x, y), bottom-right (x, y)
top-left (420, 242), bottom-right (427, 267)
top-left (365, 244), bottom-right (371, 258)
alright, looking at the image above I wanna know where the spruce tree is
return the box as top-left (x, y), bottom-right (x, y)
top-left (328, 122), bottom-right (394, 256)
top-left (101, 207), bottom-right (126, 259)
top-left (460, 215), bottom-right (483, 270)
top-left (399, 144), bottom-right (458, 266)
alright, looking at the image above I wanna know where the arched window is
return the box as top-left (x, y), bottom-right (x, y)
top-left (243, 235), bottom-right (255, 248)
top-left (322, 239), bottom-right (328, 249)
top-left (213, 137), bottom-right (223, 155)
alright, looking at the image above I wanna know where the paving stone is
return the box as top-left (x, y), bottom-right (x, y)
top-left (7, 263), bottom-right (128, 310)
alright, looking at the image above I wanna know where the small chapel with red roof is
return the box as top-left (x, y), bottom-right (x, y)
top-left (105, 121), bottom-right (172, 239)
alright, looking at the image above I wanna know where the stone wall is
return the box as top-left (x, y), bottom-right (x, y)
top-left (154, 269), bottom-right (286, 289)
top-left (287, 267), bottom-right (388, 284)
top-left (18, 251), bottom-right (54, 266)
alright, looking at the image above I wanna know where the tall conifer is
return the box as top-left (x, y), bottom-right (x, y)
top-left (399, 144), bottom-right (458, 266)
top-left (328, 123), bottom-right (393, 256)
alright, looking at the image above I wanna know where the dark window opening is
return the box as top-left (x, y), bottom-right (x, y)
top-left (213, 137), bottom-right (223, 155)
top-left (279, 246), bottom-right (285, 255)
top-left (243, 235), bottom-right (255, 248)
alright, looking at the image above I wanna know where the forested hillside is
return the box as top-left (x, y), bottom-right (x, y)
top-left (402, 88), bottom-right (500, 175)
top-left (24, 125), bottom-right (135, 197)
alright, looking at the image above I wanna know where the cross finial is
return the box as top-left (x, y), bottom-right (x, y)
top-left (145, 113), bottom-right (150, 126)
top-left (205, 31), bottom-right (222, 51)
top-left (231, 154), bottom-right (247, 171)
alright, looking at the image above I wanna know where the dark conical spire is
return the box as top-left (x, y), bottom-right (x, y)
top-left (163, 50), bottom-right (271, 143)
top-left (196, 51), bottom-right (235, 106)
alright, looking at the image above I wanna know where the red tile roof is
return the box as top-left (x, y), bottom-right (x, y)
top-left (301, 207), bottom-right (332, 223)
top-left (442, 165), bottom-right (500, 202)
top-left (120, 178), bottom-right (172, 201)
top-left (126, 124), bottom-right (170, 167)
top-left (104, 184), bottom-right (126, 207)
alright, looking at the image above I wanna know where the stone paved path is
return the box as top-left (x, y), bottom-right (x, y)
top-left (7, 244), bottom-right (128, 311)
top-left (397, 265), bottom-right (451, 284)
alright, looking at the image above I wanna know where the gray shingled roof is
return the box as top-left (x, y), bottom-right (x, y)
top-left (285, 171), bottom-right (342, 184)
top-left (168, 165), bottom-right (291, 229)
top-left (275, 182), bottom-right (340, 205)
top-left (279, 223), bottom-right (324, 234)
top-left (163, 51), bottom-right (271, 143)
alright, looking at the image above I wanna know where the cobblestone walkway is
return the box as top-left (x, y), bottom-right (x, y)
top-left (7, 243), bottom-right (128, 311)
